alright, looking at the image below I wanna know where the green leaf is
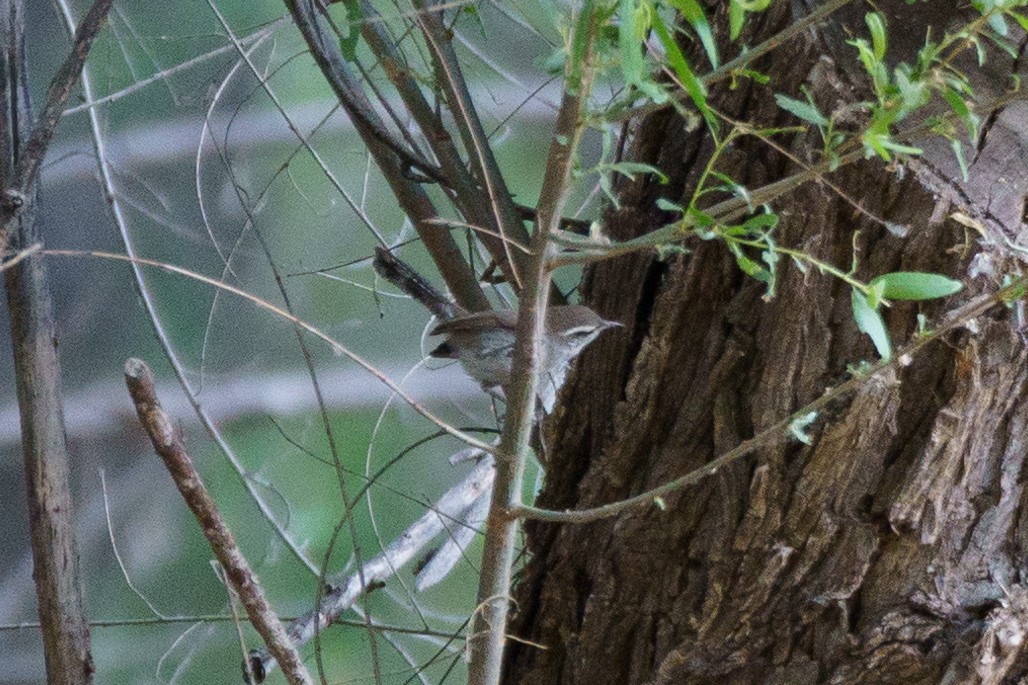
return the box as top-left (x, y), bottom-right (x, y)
top-left (775, 93), bottom-right (829, 126)
top-left (339, 0), bottom-right (363, 62)
top-left (851, 288), bottom-right (892, 361)
top-left (619, 0), bottom-right (645, 85)
top-left (865, 12), bottom-right (888, 62)
top-left (742, 211), bottom-right (779, 233)
top-left (729, 0), bottom-right (745, 39)
top-left (868, 272), bottom-right (963, 300)
top-left (651, 12), bottom-right (717, 133)
top-left (667, 0), bottom-right (719, 68)
top-left (728, 242), bottom-right (771, 283)
top-left (1010, 11), bottom-right (1028, 32)
top-left (656, 197), bottom-right (683, 212)
top-left (951, 138), bottom-right (969, 182)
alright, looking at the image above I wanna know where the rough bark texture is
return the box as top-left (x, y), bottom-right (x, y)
top-left (506, 2), bottom-right (1028, 684)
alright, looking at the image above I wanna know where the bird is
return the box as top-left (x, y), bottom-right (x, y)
top-left (372, 247), bottom-right (618, 412)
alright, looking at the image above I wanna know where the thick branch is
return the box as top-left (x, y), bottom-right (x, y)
top-left (0, 2), bottom-right (112, 682)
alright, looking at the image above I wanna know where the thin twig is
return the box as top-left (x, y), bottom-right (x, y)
top-left (550, 89), bottom-right (1028, 268)
top-left (282, 0), bottom-right (489, 313)
top-left (514, 277), bottom-right (1027, 523)
top-left (53, 0), bottom-right (320, 576)
top-left (44, 248), bottom-right (495, 452)
top-left (123, 358), bottom-right (312, 685)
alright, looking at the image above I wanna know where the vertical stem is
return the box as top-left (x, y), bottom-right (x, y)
top-left (467, 5), bottom-right (597, 683)
top-left (1, 2), bottom-right (94, 681)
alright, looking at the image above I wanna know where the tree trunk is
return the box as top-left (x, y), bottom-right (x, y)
top-left (506, 3), bottom-right (1028, 684)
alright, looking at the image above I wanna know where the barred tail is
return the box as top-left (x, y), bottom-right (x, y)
top-left (373, 247), bottom-right (459, 320)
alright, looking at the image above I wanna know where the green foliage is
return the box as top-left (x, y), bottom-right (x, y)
top-left (338, 0), bottom-right (362, 62)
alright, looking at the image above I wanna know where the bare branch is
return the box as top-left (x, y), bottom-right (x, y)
top-left (123, 358), bottom-right (313, 685)
top-left (282, 0), bottom-right (489, 312)
top-left (250, 453), bottom-right (495, 682)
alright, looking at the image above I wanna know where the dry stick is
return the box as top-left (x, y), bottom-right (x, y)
top-left (0, 2), bottom-right (112, 683)
top-left (466, 7), bottom-right (599, 684)
top-left (514, 277), bottom-right (1028, 524)
top-left (123, 358), bottom-right (313, 685)
top-left (250, 454), bottom-right (496, 682)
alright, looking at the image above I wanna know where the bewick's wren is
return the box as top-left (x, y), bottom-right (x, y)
top-left (373, 247), bottom-right (618, 412)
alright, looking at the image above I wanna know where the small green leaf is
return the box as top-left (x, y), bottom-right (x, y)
top-left (775, 93), bottom-right (829, 127)
top-left (742, 211), bottom-right (779, 233)
top-left (851, 288), bottom-right (892, 361)
top-left (868, 272), bottom-right (963, 300)
top-left (667, 0), bottom-right (719, 68)
top-left (951, 138), bottom-right (969, 182)
top-left (866, 280), bottom-right (886, 310)
top-left (865, 12), bottom-right (888, 62)
top-left (729, 242), bottom-right (770, 281)
top-left (651, 12), bottom-right (716, 132)
top-left (619, 0), bottom-right (645, 85)
top-left (339, 0), bottom-right (363, 62)
top-left (1010, 11), bottom-right (1028, 32)
top-left (729, 0), bottom-right (745, 39)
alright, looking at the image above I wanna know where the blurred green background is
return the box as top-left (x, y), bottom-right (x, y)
top-left (0, 1), bottom-right (596, 683)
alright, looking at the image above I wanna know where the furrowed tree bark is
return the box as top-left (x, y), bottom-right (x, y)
top-left (507, 2), bottom-right (1028, 684)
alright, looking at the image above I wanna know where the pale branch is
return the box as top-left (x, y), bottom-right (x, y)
top-left (123, 358), bottom-right (313, 685)
top-left (0, 0), bottom-right (112, 237)
top-left (514, 277), bottom-right (1028, 524)
top-left (250, 454), bottom-right (495, 682)
top-left (466, 5), bottom-right (600, 683)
